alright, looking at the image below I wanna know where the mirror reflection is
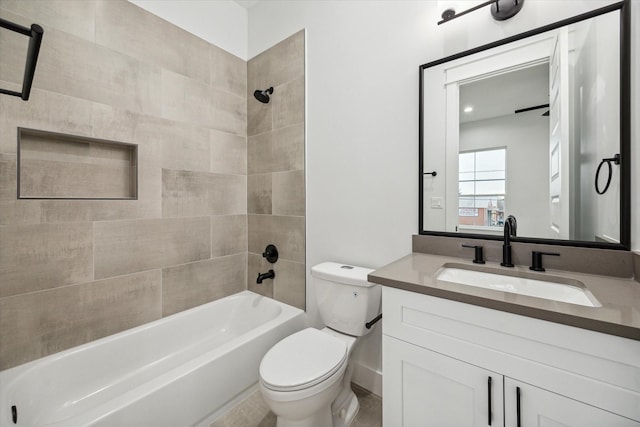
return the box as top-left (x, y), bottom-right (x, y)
top-left (421, 7), bottom-right (626, 246)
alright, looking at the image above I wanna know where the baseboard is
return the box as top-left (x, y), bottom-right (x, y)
top-left (351, 362), bottom-right (382, 397)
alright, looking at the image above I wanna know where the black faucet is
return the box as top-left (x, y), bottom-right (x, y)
top-left (257, 269), bottom-right (275, 284)
top-left (501, 215), bottom-right (517, 267)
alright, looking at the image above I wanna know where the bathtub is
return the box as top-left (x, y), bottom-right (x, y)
top-left (0, 291), bottom-right (304, 427)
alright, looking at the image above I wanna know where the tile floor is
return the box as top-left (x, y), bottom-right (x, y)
top-left (210, 383), bottom-right (382, 427)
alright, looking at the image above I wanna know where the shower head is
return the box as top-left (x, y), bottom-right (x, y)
top-left (253, 87), bottom-right (274, 104)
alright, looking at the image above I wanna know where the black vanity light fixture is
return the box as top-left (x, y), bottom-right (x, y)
top-left (438, 0), bottom-right (525, 25)
top-left (0, 17), bottom-right (44, 101)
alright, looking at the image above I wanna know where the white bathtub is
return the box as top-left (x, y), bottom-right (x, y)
top-left (0, 291), bottom-right (304, 427)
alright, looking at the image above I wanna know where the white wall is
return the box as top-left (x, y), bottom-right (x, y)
top-left (460, 113), bottom-right (551, 239)
top-left (128, 0), bottom-right (248, 59)
top-left (246, 0), bottom-right (639, 393)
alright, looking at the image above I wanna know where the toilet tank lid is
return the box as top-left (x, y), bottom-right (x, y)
top-left (311, 262), bottom-right (376, 288)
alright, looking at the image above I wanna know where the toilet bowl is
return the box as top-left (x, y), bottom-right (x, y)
top-left (260, 328), bottom-right (354, 427)
top-left (259, 262), bottom-right (381, 427)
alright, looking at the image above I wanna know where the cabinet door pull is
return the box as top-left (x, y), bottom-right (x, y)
top-left (516, 386), bottom-right (521, 427)
top-left (487, 376), bottom-right (492, 425)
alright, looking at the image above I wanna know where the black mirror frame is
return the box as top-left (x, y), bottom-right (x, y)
top-left (418, 0), bottom-right (631, 250)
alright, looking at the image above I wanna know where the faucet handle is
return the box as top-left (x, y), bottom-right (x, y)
top-left (462, 244), bottom-right (485, 264)
top-left (262, 244), bottom-right (279, 263)
top-left (529, 251), bottom-right (560, 272)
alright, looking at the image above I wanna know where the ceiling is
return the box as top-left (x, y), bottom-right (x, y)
top-left (234, 0), bottom-right (260, 9)
top-left (459, 63), bottom-right (550, 124)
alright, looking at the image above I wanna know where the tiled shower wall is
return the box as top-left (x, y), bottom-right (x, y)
top-left (246, 31), bottom-right (306, 309)
top-left (0, 0), bottom-right (305, 371)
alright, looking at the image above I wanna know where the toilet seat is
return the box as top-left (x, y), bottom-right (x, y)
top-left (260, 328), bottom-right (348, 392)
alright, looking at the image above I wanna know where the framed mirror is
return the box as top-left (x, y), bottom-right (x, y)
top-left (419, 1), bottom-right (630, 250)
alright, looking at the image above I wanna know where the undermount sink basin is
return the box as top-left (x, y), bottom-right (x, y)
top-left (435, 265), bottom-right (601, 307)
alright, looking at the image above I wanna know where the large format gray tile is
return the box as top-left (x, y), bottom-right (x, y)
top-left (91, 103), bottom-right (209, 171)
top-left (248, 174), bottom-right (272, 215)
top-left (161, 70), bottom-right (213, 127)
top-left (161, 70), bottom-right (246, 135)
top-left (247, 91), bottom-right (273, 137)
top-left (211, 129), bottom-right (247, 175)
top-left (162, 253), bottom-right (247, 316)
top-left (248, 215), bottom-right (305, 263)
top-left (272, 124), bottom-right (305, 172)
top-left (247, 131), bottom-right (274, 174)
top-left (34, 27), bottom-right (162, 116)
top-left (247, 30), bottom-right (305, 95)
top-left (162, 169), bottom-right (246, 217)
top-left (95, 0), bottom-right (211, 84)
top-left (211, 44), bottom-right (247, 98)
top-left (0, 269), bottom-right (162, 370)
top-left (162, 128), bottom-right (211, 174)
top-left (211, 214), bottom-right (247, 257)
top-left (272, 170), bottom-right (305, 216)
top-left (0, 222), bottom-right (93, 298)
top-left (94, 217), bottom-right (211, 279)
top-left (90, 107), bottom-right (214, 174)
top-left (247, 124), bottom-right (304, 174)
top-left (0, 0), bottom-right (96, 41)
top-left (0, 153), bottom-right (16, 201)
top-left (272, 77), bottom-right (304, 130)
top-left (211, 88), bottom-right (247, 136)
top-left (272, 259), bottom-right (305, 310)
top-left (0, 87), bottom-right (93, 154)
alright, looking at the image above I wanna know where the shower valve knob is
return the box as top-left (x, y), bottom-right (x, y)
top-left (262, 244), bottom-right (279, 263)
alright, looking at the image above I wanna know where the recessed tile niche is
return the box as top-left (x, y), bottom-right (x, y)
top-left (17, 128), bottom-right (138, 200)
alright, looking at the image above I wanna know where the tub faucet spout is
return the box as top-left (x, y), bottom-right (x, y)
top-left (257, 269), bottom-right (275, 284)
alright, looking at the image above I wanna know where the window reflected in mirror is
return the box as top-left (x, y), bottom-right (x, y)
top-left (458, 148), bottom-right (506, 231)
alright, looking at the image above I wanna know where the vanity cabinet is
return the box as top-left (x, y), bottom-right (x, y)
top-left (382, 286), bottom-right (640, 426)
top-left (503, 378), bottom-right (638, 427)
top-left (384, 335), bottom-right (504, 426)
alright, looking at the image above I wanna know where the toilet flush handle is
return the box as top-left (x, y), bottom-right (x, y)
top-left (365, 313), bottom-right (382, 329)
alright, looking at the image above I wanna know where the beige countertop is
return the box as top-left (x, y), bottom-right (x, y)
top-left (369, 252), bottom-right (640, 341)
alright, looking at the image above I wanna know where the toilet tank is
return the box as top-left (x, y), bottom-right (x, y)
top-left (311, 262), bottom-right (381, 336)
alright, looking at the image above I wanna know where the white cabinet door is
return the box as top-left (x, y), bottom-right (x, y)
top-left (504, 378), bottom-right (640, 427)
top-left (384, 335), bottom-right (504, 427)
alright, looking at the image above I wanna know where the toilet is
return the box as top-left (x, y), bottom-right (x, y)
top-left (259, 262), bottom-right (381, 427)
